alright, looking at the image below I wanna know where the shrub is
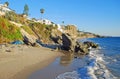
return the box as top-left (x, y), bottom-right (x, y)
top-left (21, 26), bottom-right (34, 35)
top-left (29, 22), bottom-right (52, 43)
top-left (0, 17), bottom-right (23, 43)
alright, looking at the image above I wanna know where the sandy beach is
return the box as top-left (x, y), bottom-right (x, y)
top-left (0, 45), bottom-right (61, 79)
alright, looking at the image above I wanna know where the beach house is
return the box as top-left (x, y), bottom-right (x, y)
top-left (0, 3), bottom-right (12, 16)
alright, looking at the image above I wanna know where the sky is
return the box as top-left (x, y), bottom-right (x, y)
top-left (1, 0), bottom-right (120, 36)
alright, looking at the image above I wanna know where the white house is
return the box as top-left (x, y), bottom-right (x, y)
top-left (0, 4), bottom-right (12, 16)
top-left (57, 24), bottom-right (64, 32)
top-left (37, 19), bottom-right (53, 25)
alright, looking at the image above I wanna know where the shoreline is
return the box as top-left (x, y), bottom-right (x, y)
top-left (0, 45), bottom-right (62, 79)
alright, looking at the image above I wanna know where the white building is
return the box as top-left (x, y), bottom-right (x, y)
top-left (0, 4), bottom-right (12, 16)
top-left (31, 18), bottom-right (64, 32)
top-left (57, 24), bottom-right (64, 32)
top-left (37, 19), bottom-right (53, 25)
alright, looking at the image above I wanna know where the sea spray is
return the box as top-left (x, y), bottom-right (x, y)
top-left (56, 71), bottom-right (80, 79)
top-left (56, 49), bottom-right (117, 79)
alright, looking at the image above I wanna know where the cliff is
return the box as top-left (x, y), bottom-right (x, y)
top-left (0, 9), bottom-right (100, 45)
top-left (0, 17), bottom-right (23, 43)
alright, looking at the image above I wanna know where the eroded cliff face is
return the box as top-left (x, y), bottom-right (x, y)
top-left (62, 25), bottom-right (99, 40)
top-left (63, 25), bottom-right (78, 39)
top-left (0, 14), bottom-right (100, 46)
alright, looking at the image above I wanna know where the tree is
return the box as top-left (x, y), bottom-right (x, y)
top-left (5, 1), bottom-right (9, 7)
top-left (62, 21), bottom-right (64, 24)
top-left (23, 4), bottom-right (29, 16)
top-left (40, 8), bottom-right (45, 19)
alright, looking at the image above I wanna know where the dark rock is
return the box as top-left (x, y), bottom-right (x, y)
top-left (31, 43), bottom-right (40, 47)
top-left (74, 41), bottom-right (99, 54)
top-left (74, 41), bottom-right (89, 54)
top-left (83, 41), bottom-right (99, 48)
top-left (51, 36), bottom-right (62, 44)
top-left (23, 36), bottom-right (37, 46)
top-left (54, 46), bottom-right (62, 51)
top-left (61, 33), bottom-right (75, 52)
top-left (60, 33), bottom-right (99, 55)
top-left (23, 36), bottom-right (31, 45)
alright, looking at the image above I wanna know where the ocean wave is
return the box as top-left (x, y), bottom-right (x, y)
top-left (56, 71), bottom-right (80, 79)
top-left (56, 49), bottom-right (117, 79)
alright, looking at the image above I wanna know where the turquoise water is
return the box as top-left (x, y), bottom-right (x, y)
top-left (29, 37), bottom-right (120, 79)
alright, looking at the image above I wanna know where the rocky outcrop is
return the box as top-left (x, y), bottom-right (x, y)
top-left (74, 41), bottom-right (99, 55)
top-left (83, 41), bottom-right (99, 49)
top-left (63, 25), bottom-right (78, 39)
top-left (21, 29), bottom-right (37, 45)
top-left (61, 33), bottom-right (99, 54)
top-left (50, 29), bottom-right (62, 44)
top-left (61, 33), bottom-right (76, 52)
top-left (74, 42), bottom-right (89, 54)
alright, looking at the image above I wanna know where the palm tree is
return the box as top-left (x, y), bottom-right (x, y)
top-left (62, 21), bottom-right (64, 25)
top-left (40, 8), bottom-right (45, 19)
top-left (23, 4), bottom-right (29, 16)
top-left (5, 1), bottom-right (9, 7)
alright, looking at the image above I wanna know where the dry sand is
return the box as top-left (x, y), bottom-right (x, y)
top-left (0, 45), bottom-right (61, 79)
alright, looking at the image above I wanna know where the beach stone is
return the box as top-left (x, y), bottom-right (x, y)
top-left (54, 47), bottom-right (59, 51)
top-left (31, 43), bottom-right (40, 47)
top-left (6, 49), bottom-right (12, 52)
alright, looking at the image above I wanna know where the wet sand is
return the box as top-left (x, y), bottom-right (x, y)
top-left (0, 45), bottom-right (61, 79)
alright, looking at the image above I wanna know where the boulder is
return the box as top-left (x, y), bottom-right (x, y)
top-left (21, 29), bottom-right (37, 46)
top-left (31, 43), bottom-right (41, 47)
top-left (61, 33), bottom-right (76, 52)
top-left (74, 41), bottom-right (99, 54)
top-left (60, 33), bottom-right (99, 55)
top-left (83, 41), bottom-right (99, 48)
top-left (74, 42), bottom-right (89, 54)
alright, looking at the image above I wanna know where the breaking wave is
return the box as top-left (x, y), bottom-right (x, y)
top-left (56, 49), bottom-right (117, 79)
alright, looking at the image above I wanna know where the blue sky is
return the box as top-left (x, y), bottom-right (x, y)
top-left (1, 0), bottom-right (120, 36)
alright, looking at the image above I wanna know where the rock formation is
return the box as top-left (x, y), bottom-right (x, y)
top-left (61, 33), bottom-right (99, 54)
top-left (61, 33), bottom-right (76, 52)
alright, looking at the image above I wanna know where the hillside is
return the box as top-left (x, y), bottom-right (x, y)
top-left (0, 5), bottom-right (100, 44)
top-left (0, 17), bottom-right (23, 43)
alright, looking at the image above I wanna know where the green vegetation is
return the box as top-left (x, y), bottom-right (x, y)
top-left (23, 4), bottom-right (29, 16)
top-left (21, 26), bottom-right (35, 35)
top-left (5, 1), bottom-right (9, 6)
top-left (29, 22), bottom-right (57, 43)
top-left (40, 8), bottom-right (45, 19)
top-left (0, 2), bottom-right (98, 44)
top-left (45, 24), bottom-right (58, 31)
top-left (5, 11), bottom-right (26, 24)
top-left (0, 17), bottom-right (23, 43)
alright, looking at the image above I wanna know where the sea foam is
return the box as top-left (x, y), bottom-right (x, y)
top-left (56, 49), bottom-right (117, 79)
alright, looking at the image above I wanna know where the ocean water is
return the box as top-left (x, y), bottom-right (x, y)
top-left (29, 37), bottom-right (120, 79)
top-left (87, 37), bottom-right (120, 78)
